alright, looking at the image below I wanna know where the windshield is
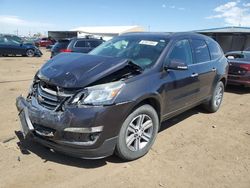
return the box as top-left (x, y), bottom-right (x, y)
top-left (89, 35), bottom-right (168, 68)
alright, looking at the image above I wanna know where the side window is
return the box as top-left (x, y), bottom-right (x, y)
top-left (206, 40), bottom-right (223, 60)
top-left (5, 37), bottom-right (20, 45)
top-left (167, 39), bottom-right (193, 65)
top-left (89, 40), bottom-right (102, 48)
top-left (85, 41), bottom-right (91, 47)
top-left (75, 40), bottom-right (86, 48)
top-left (0, 36), bottom-right (5, 45)
top-left (191, 39), bottom-right (210, 63)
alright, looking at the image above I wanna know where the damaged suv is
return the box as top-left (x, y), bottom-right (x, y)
top-left (16, 32), bottom-right (228, 160)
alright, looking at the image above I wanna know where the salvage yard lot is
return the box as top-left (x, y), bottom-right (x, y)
top-left (0, 49), bottom-right (249, 188)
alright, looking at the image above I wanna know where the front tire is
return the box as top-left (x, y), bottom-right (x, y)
top-left (203, 81), bottom-right (224, 113)
top-left (115, 104), bottom-right (159, 161)
top-left (26, 49), bottom-right (35, 57)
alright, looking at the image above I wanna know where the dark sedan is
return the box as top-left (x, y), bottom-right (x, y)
top-left (0, 34), bottom-right (42, 57)
top-left (225, 51), bottom-right (250, 87)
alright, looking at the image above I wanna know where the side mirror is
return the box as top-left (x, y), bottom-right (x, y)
top-left (165, 59), bottom-right (188, 71)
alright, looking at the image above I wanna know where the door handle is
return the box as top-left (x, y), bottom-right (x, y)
top-left (190, 73), bottom-right (198, 77)
top-left (211, 68), bottom-right (217, 72)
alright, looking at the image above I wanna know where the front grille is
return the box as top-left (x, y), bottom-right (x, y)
top-left (36, 81), bottom-right (71, 110)
top-left (33, 123), bottom-right (56, 138)
top-left (61, 132), bottom-right (100, 143)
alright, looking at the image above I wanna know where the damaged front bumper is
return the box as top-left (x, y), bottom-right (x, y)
top-left (16, 96), bottom-right (132, 159)
top-left (34, 48), bottom-right (43, 57)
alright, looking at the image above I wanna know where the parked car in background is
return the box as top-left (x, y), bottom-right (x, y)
top-left (20, 37), bottom-right (38, 45)
top-left (225, 51), bottom-right (250, 87)
top-left (66, 37), bottom-right (104, 53)
top-left (46, 44), bottom-right (54, 50)
top-left (16, 32), bottom-right (228, 161)
top-left (50, 39), bottom-right (72, 58)
top-left (0, 34), bottom-right (42, 57)
top-left (35, 37), bottom-right (56, 47)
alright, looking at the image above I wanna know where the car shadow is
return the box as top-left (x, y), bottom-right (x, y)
top-left (14, 106), bottom-right (206, 168)
top-left (15, 131), bottom-right (124, 168)
top-left (159, 106), bottom-right (204, 132)
top-left (225, 85), bottom-right (250, 94)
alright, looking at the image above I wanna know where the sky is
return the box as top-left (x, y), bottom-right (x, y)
top-left (0, 0), bottom-right (250, 36)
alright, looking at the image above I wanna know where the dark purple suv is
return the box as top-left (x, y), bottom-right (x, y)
top-left (16, 32), bottom-right (228, 161)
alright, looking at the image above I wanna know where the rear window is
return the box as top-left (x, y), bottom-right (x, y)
top-left (206, 40), bottom-right (223, 60)
top-left (191, 39), bottom-right (211, 63)
top-left (53, 40), bottom-right (70, 49)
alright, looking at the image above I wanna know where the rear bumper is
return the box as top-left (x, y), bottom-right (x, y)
top-left (16, 96), bottom-right (132, 159)
top-left (228, 74), bottom-right (250, 87)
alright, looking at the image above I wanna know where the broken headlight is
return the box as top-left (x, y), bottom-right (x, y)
top-left (71, 81), bottom-right (125, 105)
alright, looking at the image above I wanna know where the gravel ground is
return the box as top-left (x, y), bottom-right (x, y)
top-left (0, 49), bottom-right (249, 188)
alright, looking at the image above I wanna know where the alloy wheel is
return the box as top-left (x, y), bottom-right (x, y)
top-left (26, 49), bottom-right (34, 57)
top-left (214, 85), bottom-right (223, 107)
top-left (125, 114), bottom-right (153, 151)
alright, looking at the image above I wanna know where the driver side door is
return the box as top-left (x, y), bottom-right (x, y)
top-left (162, 39), bottom-right (200, 117)
top-left (5, 37), bottom-right (23, 55)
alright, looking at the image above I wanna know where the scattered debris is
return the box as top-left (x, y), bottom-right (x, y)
top-left (159, 182), bottom-right (166, 187)
top-left (123, 164), bottom-right (130, 169)
top-left (246, 132), bottom-right (250, 136)
top-left (9, 88), bottom-right (17, 91)
top-left (17, 156), bottom-right (21, 162)
top-left (2, 136), bottom-right (16, 143)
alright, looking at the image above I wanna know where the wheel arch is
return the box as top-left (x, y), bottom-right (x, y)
top-left (220, 77), bottom-right (226, 87)
top-left (129, 95), bottom-right (162, 123)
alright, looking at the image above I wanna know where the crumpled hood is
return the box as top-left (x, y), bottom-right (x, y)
top-left (37, 53), bottom-right (132, 88)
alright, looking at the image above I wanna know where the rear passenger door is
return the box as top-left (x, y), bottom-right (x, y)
top-left (190, 39), bottom-right (216, 100)
top-left (0, 36), bottom-right (21, 55)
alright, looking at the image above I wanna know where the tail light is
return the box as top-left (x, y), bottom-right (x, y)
top-left (240, 64), bottom-right (250, 71)
top-left (60, 49), bottom-right (72, 52)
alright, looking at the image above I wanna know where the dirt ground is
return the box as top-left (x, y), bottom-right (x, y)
top-left (0, 49), bottom-right (249, 188)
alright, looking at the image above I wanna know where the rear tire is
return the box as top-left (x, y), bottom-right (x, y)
top-left (203, 81), bottom-right (224, 113)
top-left (115, 104), bottom-right (159, 161)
